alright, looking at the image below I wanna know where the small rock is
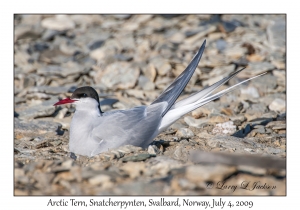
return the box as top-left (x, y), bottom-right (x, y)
top-left (272, 124), bottom-right (286, 130)
top-left (28, 86), bottom-right (70, 95)
top-left (264, 147), bottom-right (285, 155)
top-left (142, 63), bottom-right (157, 82)
top-left (173, 146), bottom-right (184, 160)
top-left (169, 32), bottom-right (185, 44)
top-left (212, 121), bottom-right (236, 135)
top-left (184, 25), bottom-right (217, 45)
top-left (253, 125), bottom-right (266, 134)
top-left (185, 165), bottom-right (236, 183)
top-left (176, 128), bottom-right (194, 139)
top-left (121, 153), bottom-right (155, 162)
top-left (246, 62), bottom-right (275, 76)
top-left (55, 108), bottom-right (68, 119)
top-left (197, 131), bottom-right (214, 139)
top-left (15, 119), bottom-right (61, 139)
top-left (267, 18), bottom-right (286, 51)
top-left (269, 98), bottom-right (286, 112)
top-left (121, 162), bottom-right (145, 179)
top-left (150, 57), bottom-right (171, 77)
top-left (249, 118), bottom-right (273, 126)
top-left (137, 75), bottom-right (155, 91)
top-left (240, 86), bottom-right (260, 98)
top-left (18, 98), bottom-right (58, 120)
top-left (184, 116), bottom-right (209, 128)
top-left (192, 108), bottom-right (205, 119)
top-left (147, 145), bottom-right (160, 155)
top-left (88, 174), bottom-right (111, 185)
top-left (96, 62), bottom-right (140, 90)
top-left (41, 15), bottom-right (75, 31)
top-left (209, 114), bottom-right (230, 123)
top-left (117, 145), bottom-right (143, 154)
top-left (262, 111), bottom-right (278, 119)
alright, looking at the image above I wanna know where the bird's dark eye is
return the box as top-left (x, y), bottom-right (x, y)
top-left (82, 93), bottom-right (87, 98)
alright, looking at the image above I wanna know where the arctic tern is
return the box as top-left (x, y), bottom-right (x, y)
top-left (54, 40), bottom-right (266, 157)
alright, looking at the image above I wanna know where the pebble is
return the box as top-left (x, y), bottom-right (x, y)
top-left (96, 62), bottom-right (140, 90)
top-left (184, 116), bottom-right (209, 128)
top-left (272, 124), bottom-right (286, 130)
top-left (246, 62), bottom-right (276, 76)
top-left (41, 15), bottom-right (75, 31)
top-left (269, 98), bottom-right (286, 112)
top-left (147, 145), bottom-right (160, 155)
top-left (17, 99), bottom-right (57, 120)
top-left (212, 121), bottom-right (236, 135)
top-left (120, 162), bottom-right (145, 179)
top-left (176, 128), bottom-right (194, 139)
top-left (240, 86), bottom-right (260, 98)
top-left (121, 153), bottom-right (155, 162)
top-left (88, 174), bottom-right (111, 185)
top-left (185, 165), bottom-right (236, 183)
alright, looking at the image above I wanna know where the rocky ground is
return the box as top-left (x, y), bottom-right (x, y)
top-left (14, 14), bottom-right (286, 195)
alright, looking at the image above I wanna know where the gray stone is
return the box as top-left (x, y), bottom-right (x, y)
top-left (264, 147), bottom-right (285, 155)
top-left (252, 74), bottom-right (278, 91)
top-left (114, 54), bottom-right (133, 61)
top-left (248, 103), bottom-right (268, 114)
top-left (184, 116), bottom-right (209, 128)
top-left (269, 98), bottom-right (286, 112)
top-left (240, 86), bottom-right (260, 99)
top-left (137, 76), bottom-right (155, 91)
top-left (262, 111), bottom-right (278, 119)
top-left (96, 62), bottom-right (140, 90)
top-left (216, 39), bottom-right (227, 52)
top-left (37, 62), bottom-right (86, 77)
top-left (212, 121), bottom-right (236, 135)
top-left (249, 118), bottom-right (273, 126)
top-left (14, 119), bottom-right (62, 139)
top-left (267, 18), bottom-right (286, 51)
top-left (88, 174), bottom-right (111, 185)
top-left (18, 98), bottom-right (58, 120)
top-left (112, 14), bottom-right (132, 19)
top-left (142, 63), bottom-right (157, 82)
top-left (176, 128), bottom-right (194, 139)
top-left (230, 115), bottom-right (246, 123)
top-left (246, 62), bottom-right (276, 76)
top-left (147, 145), bottom-right (160, 155)
top-left (272, 124), bottom-right (286, 130)
top-left (28, 85), bottom-right (70, 95)
top-left (185, 165), bottom-right (236, 183)
top-left (151, 57), bottom-right (171, 76)
top-left (41, 15), bottom-right (75, 31)
top-left (173, 146), bottom-right (184, 160)
top-left (184, 25), bottom-right (217, 45)
top-left (26, 93), bottom-right (51, 100)
top-left (121, 153), bottom-right (155, 162)
top-left (42, 29), bottom-right (64, 41)
top-left (120, 162), bottom-right (145, 179)
top-left (253, 125), bottom-right (266, 134)
top-left (206, 135), bottom-right (262, 154)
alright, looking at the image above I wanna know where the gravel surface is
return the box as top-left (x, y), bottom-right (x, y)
top-left (14, 14), bottom-right (286, 195)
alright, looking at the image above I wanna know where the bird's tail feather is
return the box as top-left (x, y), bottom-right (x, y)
top-left (172, 67), bottom-right (246, 109)
top-left (158, 72), bottom-right (267, 132)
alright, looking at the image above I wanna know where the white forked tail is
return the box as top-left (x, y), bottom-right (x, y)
top-left (158, 72), bottom-right (267, 132)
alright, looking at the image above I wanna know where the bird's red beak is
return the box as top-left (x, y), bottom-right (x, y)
top-left (53, 98), bottom-right (77, 106)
